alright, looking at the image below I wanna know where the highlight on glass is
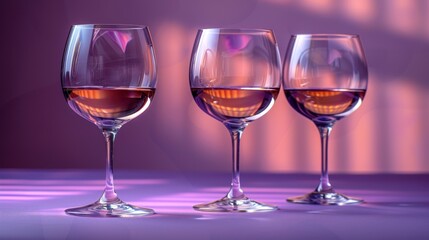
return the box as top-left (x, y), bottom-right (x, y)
top-left (61, 24), bottom-right (157, 217)
top-left (189, 28), bottom-right (282, 212)
top-left (283, 34), bottom-right (368, 205)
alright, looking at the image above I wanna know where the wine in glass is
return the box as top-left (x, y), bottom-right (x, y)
top-left (190, 28), bottom-right (281, 212)
top-left (283, 34), bottom-right (368, 205)
top-left (61, 24), bottom-right (157, 217)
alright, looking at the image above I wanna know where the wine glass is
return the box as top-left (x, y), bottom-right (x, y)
top-left (189, 28), bottom-right (281, 212)
top-left (283, 34), bottom-right (368, 205)
top-left (61, 24), bottom-right (157, 217)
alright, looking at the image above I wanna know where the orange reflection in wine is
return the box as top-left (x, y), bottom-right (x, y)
top-left (64, 87), bottom-right (154, 119)
top-left (193, 88), bottom-right (278, 118)
top-left (290, 89), bottom-right (365, 115)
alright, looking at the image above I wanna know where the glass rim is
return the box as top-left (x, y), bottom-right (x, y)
top-left (291, 34), bottom-right (360, 39)
top-left (71, 24), bottom-right (148, 30)
top-left (198, 28), bottom-right (274, 34)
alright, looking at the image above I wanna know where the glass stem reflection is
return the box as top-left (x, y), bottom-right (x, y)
top-left (101, 129), bottom-right (119, 203)
top-left (226, 124), bottom-right (246, 199)
top-left (316, 125), bottom-right (334, 193)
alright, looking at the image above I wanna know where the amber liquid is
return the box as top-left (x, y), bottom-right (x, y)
top-left (63, 87), bottom-right (155, 126)
top-left (285, 89), bottom-right (365, 123)
top-left (192, 87), bottom-right (279, 124)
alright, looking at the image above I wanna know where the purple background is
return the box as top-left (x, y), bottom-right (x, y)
top-left (1, 0), bottom-right (428, 173)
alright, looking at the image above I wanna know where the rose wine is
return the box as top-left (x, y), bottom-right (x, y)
top-left (63, 87), bottom-right (155, 126)
top-left (192, 87), bottom-right (279, 124)
top-left (285, 89), bottom-right (365, 123)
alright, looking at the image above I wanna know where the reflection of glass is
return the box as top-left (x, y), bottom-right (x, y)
top-left (61, 24), bottom-right (157, 217)
top-left (283, 34), bottom-right (368, 205)
top-left (190, 29), bottom-right (281, 212)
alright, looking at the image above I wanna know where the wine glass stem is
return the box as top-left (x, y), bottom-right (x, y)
top-left (317, 125), bottom-right (333, 192)
top-left (101, 129), bottom-right (119, 203)
top-left (226, 127), bottom-right (245, 199)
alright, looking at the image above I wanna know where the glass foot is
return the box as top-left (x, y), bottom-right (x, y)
top-left (287, 191), bottom-right (363, 205)
top-left (65, 198), bottom-right (155, 217)
top-left (193, 195), bottom-right (278, 212)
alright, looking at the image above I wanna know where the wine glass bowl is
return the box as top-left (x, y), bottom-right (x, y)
top-left (63, 88), bottom-right (155, 128)
top-left (61, 24), bottom-right (156, 217)
top-left (283, 34), bottom-right (368, 205)
top-left (190, 28), bottom-right (281, 212)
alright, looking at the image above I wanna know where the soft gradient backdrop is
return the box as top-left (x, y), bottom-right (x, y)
top-left (1, 0), bottom-right (428, 173)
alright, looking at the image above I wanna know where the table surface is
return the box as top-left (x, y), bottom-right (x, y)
top-left (1, 170), bottom-right (428, 240)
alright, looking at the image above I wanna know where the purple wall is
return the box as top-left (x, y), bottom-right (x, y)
top-left (1, 0), bottom-right (429, 173)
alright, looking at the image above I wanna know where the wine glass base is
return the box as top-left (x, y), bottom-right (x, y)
top-left (193, 196), bottom-right (278, 213)
top-left (65, 198), bottom-right (155, 217)
top-left (287, 192), bottom-right (363, 206)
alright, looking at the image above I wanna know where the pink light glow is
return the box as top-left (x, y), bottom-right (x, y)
top-left (385, 0), bottom-right (420, 36)
top-left (199, 187), bottom-right (298, 193)
top-left (346, 77), bottom-right (378, 172)
top-left (154, 21), bottom-right (196, 144)
top-left (0, 185), bottom-right (119, 190)
top-left (0, 196), bottom-right (51, 201)
top-left (116, 179), bottom-right (167, 185)
top-left (0, 190), bottom-right (84, 196)
top-left (384, 79), bottom-right (424, 172)
top-left (111, 31), bottom-right (133, 53)
top-left (0, 179), bottom-right (166, 185)
top-left (23, 208), bottom-right (68, 217)
top-left (93, 30), bottom-right (133, 53)
top-left (298, 0), bottom-right (334, 15)
top-left (340, 0), bottom-right (375, 24)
